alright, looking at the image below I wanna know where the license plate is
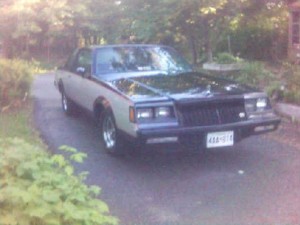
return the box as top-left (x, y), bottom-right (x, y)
top-left (206, 131), bottom-right (234, 148)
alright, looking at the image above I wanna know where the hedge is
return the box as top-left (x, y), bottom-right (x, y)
top-left (0, 59), bottom-right (36, 110)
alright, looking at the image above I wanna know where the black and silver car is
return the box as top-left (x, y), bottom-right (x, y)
top-left (55, 44), bottom-right (280, 154)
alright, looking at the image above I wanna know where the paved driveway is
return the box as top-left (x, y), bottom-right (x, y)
top-left (32, 73), bottom-right (300, 225)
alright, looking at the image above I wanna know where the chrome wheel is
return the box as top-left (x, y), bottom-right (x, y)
top-left (61, 91), bottom-right (75, 115)
top-left (102, 114), bottom-right (116, 150)
top-left (62, 93), bottom-right (68, 112)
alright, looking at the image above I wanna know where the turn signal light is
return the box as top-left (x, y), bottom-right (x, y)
top-left (129, 107), bottom-right (135, 123)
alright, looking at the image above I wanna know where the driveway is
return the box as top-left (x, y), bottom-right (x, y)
top-left (32, 73), bottom-right (300, 225)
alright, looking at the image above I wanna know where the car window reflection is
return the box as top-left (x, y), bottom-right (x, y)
top-left (95, 46), bottom-right (192, 76)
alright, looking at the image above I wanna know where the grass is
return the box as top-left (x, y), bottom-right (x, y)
top-left (0, 101), bottom-right (43, 146)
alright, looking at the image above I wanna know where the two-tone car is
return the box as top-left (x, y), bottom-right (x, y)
top-left (54, 44), bottom-right (280, 155)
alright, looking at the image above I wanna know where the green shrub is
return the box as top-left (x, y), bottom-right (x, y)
top-left (217, 26), bottom-right (288, 61)
top-left (0, 138), bottom-right (118, 225)
top-left (281, 63), bottom-right (300, 104)
top-left (234, 61), bottom-right (274, 88)
top-left (0, 59), bottom-right (39, 110)
top-left (214, 53), bottom-right (242, 64)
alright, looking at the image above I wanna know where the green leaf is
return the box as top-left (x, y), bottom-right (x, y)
top-left (27, 205), bottom-right (51, 218)
top-left (89, 185), bottom-right (101, 196)
top-left (64, 165), bottom-right (74, 176)
top-left (51, 154), bottom-right (67, 167)
top-left (59, 145), bottom-right (78, 153)
top-left (78, 171), bottom-right (89, 180)
top-left (42, 190), bottom-right (61, 203)
top-left (70, 152), bottom-right (87, 163)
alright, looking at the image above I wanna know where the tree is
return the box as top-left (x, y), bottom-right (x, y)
top-left (0, 0), bottom-right (290, 62)
top-left (0, 0), bottom-right (90, 58)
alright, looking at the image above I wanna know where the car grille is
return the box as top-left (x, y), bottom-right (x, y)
top-left (177, 99), bottom-right (247, 127)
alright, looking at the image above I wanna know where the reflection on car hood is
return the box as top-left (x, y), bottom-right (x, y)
top-left (108, 72), bottom-right (255, 101)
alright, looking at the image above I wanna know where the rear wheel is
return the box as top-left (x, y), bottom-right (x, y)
top-left (61, 91), bottom-right (75, 115)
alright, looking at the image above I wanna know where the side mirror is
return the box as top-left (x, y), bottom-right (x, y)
top-left (76, 67), bottom-right (86, 75)
top-left (76, 67), bottom-right (91, 78)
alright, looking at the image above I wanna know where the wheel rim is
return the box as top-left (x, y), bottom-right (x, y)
top-left (103, 115), bottom-right (116, 149)
top-left (62, 93), bottom-right (68, 112)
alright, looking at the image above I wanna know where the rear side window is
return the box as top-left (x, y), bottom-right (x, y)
top-left (64, 49), bottom-right (92, 73)
top-left (64, 50), bottom-right (78, 71)
top-left (77, 49), bottom-right (92, 69)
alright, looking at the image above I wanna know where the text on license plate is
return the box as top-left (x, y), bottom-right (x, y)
top-left (206, 131), bottom-right (234, 148)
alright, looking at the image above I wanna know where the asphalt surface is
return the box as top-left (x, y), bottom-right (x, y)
top-left (32, 73), bottom-right (300, 225)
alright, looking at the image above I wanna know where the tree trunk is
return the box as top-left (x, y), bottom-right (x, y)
top-left (189, 35), bottom-right (198, 65)
top-left (206, 38), bottom-right (213, 63)
top-left (204, 27), bottom-right (213, 62)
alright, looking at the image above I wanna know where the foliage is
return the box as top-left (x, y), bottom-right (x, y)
top-left (222, 61), bottom-right (275, 92)
top-left (218, 25), bottom-right (288, 61)
top-left (281, 63), bottom-right (300, 103)
top-left (237, 61), bottom-right (274, 88)
top-left (0, 138), bottom-right (118, 225)
top-left (214, 52), bottom-right (242, 64)
top-left (145, 0), bottom-right (248, 63)
top-left (0, 59), bottom-right (39, 111)
top-left (0, 102), bottom-right (41, 145)
top-left (217, 1), bottom-right (288, 61)
top-left (0, 0), bottom-right (289, 64)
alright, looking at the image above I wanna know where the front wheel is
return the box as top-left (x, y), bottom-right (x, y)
top-left (100, 110), bottom-right (125, 155)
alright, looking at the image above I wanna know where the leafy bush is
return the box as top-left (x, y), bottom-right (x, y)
top-left (234, 61), bottom-right (274, 88)
top-left (0, 138), bottom-right (118, 225)
top-left (281, 63), bottom-right (300, 103)
top-left (217, 26), bottom-right (288, 61)
top-left (214, 52), bottom-right (242, 64)
top-left (219, 61), bottom-right (282, 99)
top-left (0, 59), bottom-right (38, 110)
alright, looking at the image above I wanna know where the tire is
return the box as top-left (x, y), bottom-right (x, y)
top-left (61, 91), bottom-right (75, 116)
top-left (100, 109), bottom-right (126, 155)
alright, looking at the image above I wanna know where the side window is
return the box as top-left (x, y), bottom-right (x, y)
top-left (65, 49), bottom-right (92, 74)
top-left (77, 49), bottom-right (92, 70)
top-left (64, 50), bottom-right (78, 71)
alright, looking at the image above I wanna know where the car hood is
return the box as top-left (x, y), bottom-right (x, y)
top-left (107, 72), bottom-right (255, 102)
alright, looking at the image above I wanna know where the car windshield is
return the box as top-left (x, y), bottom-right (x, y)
top-left (94, 46), bottom-right (193, 76)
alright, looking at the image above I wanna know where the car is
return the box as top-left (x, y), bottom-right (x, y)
top-left (54, 44), bottom-right (281, 155)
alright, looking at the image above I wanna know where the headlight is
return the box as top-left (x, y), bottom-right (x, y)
top-left (245, 97), bottom-right (270, 114)
top-left (155, 107), bottom-right (171, 118)
top-left (256, 98), bottom-right (267, 109)
top-left (137, 108), bottom-right (154, 119)
top-left (131, 105), bottom-right (175, 122)
top-left (245, 99), bottom-right (256, 113)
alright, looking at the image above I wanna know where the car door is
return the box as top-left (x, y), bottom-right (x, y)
top-left (72, 48), bottom-right (93, 109)
top-left (61, 50), bottom-right (78, 100)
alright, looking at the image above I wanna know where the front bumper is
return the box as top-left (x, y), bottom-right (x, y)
top-left (136, 116), bottom-right (281, 145)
